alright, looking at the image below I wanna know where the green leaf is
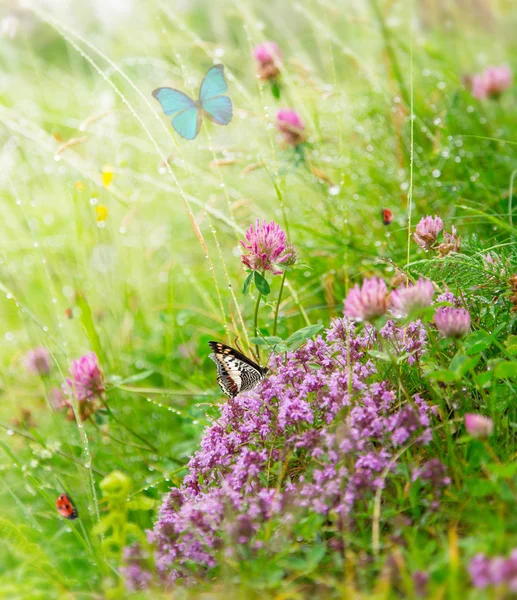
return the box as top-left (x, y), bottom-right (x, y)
top-left (426, 369), bottom-right (459, 383)
top-left (505, 335), bottom-right (517, 356)
top-left (449, 353), bottom-right (481, 377)
top-left (271, 81), bottom-right (281, 99)
top-left (463, 330), bottom-right (493, 356)
top-left (111, 370), bottom-right (154, 386)
top-left (285, 324), bottom-right (324, 347)
top-left (242, 272), bottom-right (253, 296)
top-left (254, 272), bottom-right (271, 296)
top-left (474, 370), bottom-right (493, 388)
top-left (494, 361), bottom-right (517, 379)
top-left (367, 350), bottom-right (391, 362)
top-left (75, 291), bottom-right (104, 363)
top-left (485, 462), bottom-right (517, 478)
top-left (127, 496), bottom-right (156, 511)
top-left (249, 336), bottom-right (284, 346)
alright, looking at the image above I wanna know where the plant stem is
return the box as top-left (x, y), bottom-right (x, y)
top-left (273, 271), bottom-right (287, 337)
top-left (104, 405), bottom-right (159, 453)
top-left (253, 277), bottom-right (263, 361)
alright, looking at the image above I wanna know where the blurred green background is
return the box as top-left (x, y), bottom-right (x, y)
top-left (0, 0), bottom-right (516, 596)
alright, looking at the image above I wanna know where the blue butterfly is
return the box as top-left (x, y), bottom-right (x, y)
top-left (152, 64), bottom-right (233, 140)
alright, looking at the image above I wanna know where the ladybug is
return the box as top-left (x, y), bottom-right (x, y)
top-left (381, 208), bottom-right (394, 225)
top-left (56, 493), bottom-right (78, 520)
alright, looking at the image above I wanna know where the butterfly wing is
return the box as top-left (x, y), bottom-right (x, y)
top-left (172, 107), bottom-right (202, 140)
top-left (199, 65), bottom-right (233, 126)
top-left (152, 87), bottom-right (201, 140)
top-left (202, 96), bottom-right (233, 126)
top-left (199, 65), bottom-right (228, 102)
top-left (152, 87), bottom-right (195, 116)
top-left (208, 341), bottom-right (266, 398)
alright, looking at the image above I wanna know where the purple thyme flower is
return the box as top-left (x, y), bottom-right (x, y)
top-left (380, 319), bottom-right (427, 366)
top-left (469, 554), bottom-right (492, 588)
top-left (121, 545), bottom-right (153, 592)
top-left (276, 109), bottom-right (305, 146)
top-left (465, 414), bottom-right (493, 439)
top-left (434, 307), bottom-right (471, 338)
top-left (469, 549), bottom-right (517, 591)
top-left (23, 347), bottom-right (51, 376)
top-left (253, 41), bottom-right (281, 81)
top-left (240, 219), bottom-right (291, 275)
top-left (412, 458), bottom-right (450, 509)
top-left (390, 278), bottom-right (434, 318)
top-left (413, 216), bottom-right (443, 251)
top-left (150, 319), bottom-right (436, 580)
top-left (344, 277), bottom-right (389, 322)
top-left (63, 352), bottom-right (105, 402)
top-left (412, 571), bottom-right (429, 597)
top-left (471, 65), bottom-right (512, 100)
top-left (435, 290), bottom-right (459, 306)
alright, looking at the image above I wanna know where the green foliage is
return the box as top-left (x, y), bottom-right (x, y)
top-left (0, 0), bottom-right (517, 597)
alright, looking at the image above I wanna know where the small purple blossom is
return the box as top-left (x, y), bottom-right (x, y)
top-left (413, 216), bottom-right (443, 251)
top-left (390, 278), bottom-right (434, 318)
top-left (469, 554), bottom-right (492, 588)
top-left (276, 109), bottom-right (305, 146)
top-left (63, 352), bottom-right (105, 402)
top-left (434, 307), bottom-right (471, 338)
top-left (121, 545), bottom-right (153, 592)
top-left (380, 319), bottom-right (427, 366)
top-left (465, 413), bottom-right (493, 439)
top-left (469, 549), bottom-right (517, 591)
top-left (471, 65), bottom-right (512, 100)
top-left (412, 458), bottom-right (450, 509)
top-left (413, 571), bottom-right (429, 596)
top-left (240, 219), bottom-right (291, 275)
top-left (23, 347), bottom-right (51, 376)
top-left (151, 319), bottom-right (436, 580)
top-left (435, 290), bottom-right (459, 306)
top-left (344, 277), bottom-right (389, 322)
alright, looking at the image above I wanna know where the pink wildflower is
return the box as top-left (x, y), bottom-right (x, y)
top-left (471, 65), bottom-right (512, 99)
top-left (344, 277), bottom-right (389, 322)
top-left (253, 42), bottom-right (281, 63)
top-left (64, 352), bottom-right (105, 402)
top-left (413, 216), bottom-right (443, 251)
top-left (24, 347), bottom-right (51, 376)
top-left (390, 278), bottom-right (434, 318)
top-left (434, 307), bottom-right (471, 338)
top-left (465, 414), bottom-right (493, 439)
top-left (276, 109), bottom-right (305, 146)
top-left (253, 41), bottom-right (282, 81)
top-left (240, 220), bottom-right (291, 275)
top-left (438, 226), bottom-right (461, 257)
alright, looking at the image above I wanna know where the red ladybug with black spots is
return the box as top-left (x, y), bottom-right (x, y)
top-left (381, 208), bottom-right (394, 226)
top-left (56, 493), bottom-right (78, 520)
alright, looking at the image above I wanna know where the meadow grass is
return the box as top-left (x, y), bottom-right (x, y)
top-left (0, 0), bottom-right (516, 598)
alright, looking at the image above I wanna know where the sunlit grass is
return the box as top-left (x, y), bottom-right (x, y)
top-left (1, 0), bottom-right (516, 597)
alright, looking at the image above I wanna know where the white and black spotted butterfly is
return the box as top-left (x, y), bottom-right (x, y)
top-left (208, 341), bottom-right (269, 398)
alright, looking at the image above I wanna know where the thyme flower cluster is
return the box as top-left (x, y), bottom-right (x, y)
top-left (146, 318), bottom-right (441, 586)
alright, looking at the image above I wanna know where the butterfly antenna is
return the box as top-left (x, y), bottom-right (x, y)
top-left (234, 336), bottom-right (244, 355)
